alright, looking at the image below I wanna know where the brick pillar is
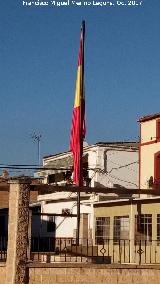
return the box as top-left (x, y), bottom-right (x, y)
top-left (27, 210), bottom-right (32, 261)
top-left (6, 177), bottom-right (31, 284)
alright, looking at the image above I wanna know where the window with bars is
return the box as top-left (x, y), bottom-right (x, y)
top-left (135, 214), bottom-right (152, 243)
top-left (113, 216), bottom-right (129, 244)
top-left (95, 217), bottom-right (110, 244)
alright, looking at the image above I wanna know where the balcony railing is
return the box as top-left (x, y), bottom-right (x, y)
top-left (2, 237), bottom-right (160, 264)
top-left (30, 237), bottom-right (160, 264)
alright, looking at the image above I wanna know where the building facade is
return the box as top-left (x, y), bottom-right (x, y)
top-left (139, 113), bottom-right (160, 189)
top-left (37, 142), bottom-right (138, 189)
top-left (93, 197), bottom-right (160, 264)
top-left (34, 142), bottom-right (138, 240)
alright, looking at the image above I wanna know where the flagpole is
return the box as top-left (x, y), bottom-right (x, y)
top-left (77, 20), bottom-right (85, 245)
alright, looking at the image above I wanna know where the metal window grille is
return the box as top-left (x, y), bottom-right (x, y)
top-left (135, 214), bottom-right (152, 243)
top-left (113, 216), bottom-right (129, 244)
top-left (95, 217), bottom-right (110, 244)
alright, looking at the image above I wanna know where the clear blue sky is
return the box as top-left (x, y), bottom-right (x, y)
top-left (0, 0), bottom-right (160, 173)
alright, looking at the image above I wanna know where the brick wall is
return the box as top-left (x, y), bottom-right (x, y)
top-left (28, 263), bottom-right (160, 284)
top-left (1, 262), bottom-right (160, 284)
top-left (0, 191), bottom-right (9, 209)
top-left (0, 190), bottom-right (38, 209)
top-left (30, 191), bottom-right (38, 203)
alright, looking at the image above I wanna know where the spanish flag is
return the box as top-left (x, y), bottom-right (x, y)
top-left (70, 21), bottom-right (86, 185)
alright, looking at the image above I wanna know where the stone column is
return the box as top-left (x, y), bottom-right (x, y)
top-left (27, 210), bottom-right (32, 261)
top-left (6, 177), bottom-right (31, 284)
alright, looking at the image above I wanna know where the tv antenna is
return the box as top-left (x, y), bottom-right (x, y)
top-left (31, 132), bottom-right (42, 166)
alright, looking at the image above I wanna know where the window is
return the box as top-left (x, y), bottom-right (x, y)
top-left (157, 214), bottom-right (160, 242)
top-left (95, 217), bottom-right (110, 244)
top-left (48, 174), bottom-right (55, 184)
top-left (135, 214), bottom-right (152, 243)
top-left (156, 119), bottom-right (160, 141)
top-left (154, 152), bottom-right (160, 187)
top-left (47, 216), bottom-right (56, 233)
top-left (113, 216), bottom-right (129, 243)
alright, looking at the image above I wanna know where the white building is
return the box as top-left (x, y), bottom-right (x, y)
top-left (35, 142), bottom-right (138, 239)
top-left (37, 142), bottom-right (138, 189)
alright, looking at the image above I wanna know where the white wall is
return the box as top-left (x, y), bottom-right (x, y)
top-left (38, 197), bottom-right (93, 238)
top-left (88, 147), bottom-right (138, 188)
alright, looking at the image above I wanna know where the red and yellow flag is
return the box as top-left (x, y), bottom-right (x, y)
top-left (70, 21), bottom-right (86, 185)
